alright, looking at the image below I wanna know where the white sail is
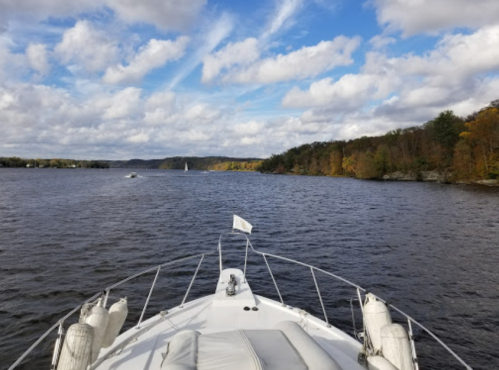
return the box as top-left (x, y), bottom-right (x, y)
top-left (185, 163), bottom-right (188, 172)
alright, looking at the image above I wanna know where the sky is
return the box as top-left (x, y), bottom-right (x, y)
top-left (1, 0), bottom-right (499, 160)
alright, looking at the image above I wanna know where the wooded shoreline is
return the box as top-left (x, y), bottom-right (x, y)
top-left (258, 100), bottom-right (499, 185)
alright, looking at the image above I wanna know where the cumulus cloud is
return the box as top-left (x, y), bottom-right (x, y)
top-left (95, 87), bottom-right (143, 120)
top-left (26, 43), bottom-right (49, 75)
top-left (0, 36), bottom-right (28, 81)
top-left (202, 38), bottom-right (259, 83)
top-left (0, 80), bottom-right (311, 159)
top-left (0, 0), bottom-right (205, 32)
top-left (0, 0), bottom-right (98, 31)
top-left (103, 37), bottom-right (189, 84)
top-left (222, 36), bottom-right (361, 84)
top-left (145, 91), bottom-right (176, 112)
top-left (106, 0), bottom-right (206, 31)
top-left (55, 20), bottom-right (118, 73)
top-left (282, 25), bottom-right (499, 118)
top-left (282, 73), bottom-right (398, 111)
top-left (199, 0), bottom-right (307, 85)
top-left (401, 25), bottom-right (499, 79)
top-left (373, 0), bottom-right (499, 35)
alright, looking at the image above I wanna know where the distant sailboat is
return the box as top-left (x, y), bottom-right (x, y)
top-left (184, 163), bottom-right (188, 172)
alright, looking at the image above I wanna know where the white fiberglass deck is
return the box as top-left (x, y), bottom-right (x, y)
top-left (92, 268), bottom-right (364, 370)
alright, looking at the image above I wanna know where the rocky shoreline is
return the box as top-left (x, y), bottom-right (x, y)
top-left (382, 170), bottom-right (499, 186)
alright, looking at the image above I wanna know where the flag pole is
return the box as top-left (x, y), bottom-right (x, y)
top-left (218, 236), bottom-right (223, 273)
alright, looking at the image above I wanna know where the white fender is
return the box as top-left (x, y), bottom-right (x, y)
top-left (102, 298), bottom-right (128, 348)
top-left (367, 355), bottom-right (398, 370)
top-left (364, 293), bottom-right (392, 353)
top-left (57, 323), bottom-right (93, 370)
top-left (381, 323), bottom-right (415, 370)
top-left (84, 298), bottom-right (109, 363)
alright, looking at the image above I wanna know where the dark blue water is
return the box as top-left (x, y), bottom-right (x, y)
top-left (0, 168), bottom-right (498, 369)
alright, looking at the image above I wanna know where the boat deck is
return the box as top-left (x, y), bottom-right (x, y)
top-left (92, 269), bottom-right (364, 370)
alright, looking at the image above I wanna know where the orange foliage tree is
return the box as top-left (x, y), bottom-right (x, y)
top-left (459, 108), bottom-right (499, 179)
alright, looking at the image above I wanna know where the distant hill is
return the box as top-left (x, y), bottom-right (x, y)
top-left (107, 156), bottom-right (262, 170)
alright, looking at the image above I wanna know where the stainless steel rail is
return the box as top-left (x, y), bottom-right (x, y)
top-left (10, 233), bottom-right (472, 370)
top-left (8, 252), bottom-right (215, 370)
top-left (223, 232), bottom-right (473, 370)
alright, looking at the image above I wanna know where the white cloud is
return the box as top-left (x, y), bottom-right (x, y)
top-left (199, 0), bottom-right (309, 85)
top-left (368, 35), bottom-right (396, 49)
top-left (261, 0), bottom-right (303, 40)
top-left (420, 26), bottom-right (499, 78)
top-left (202, 38), bottom-right (259, 83)
top-left (282, 73), bottom-right (398, 111)
top-left (0, 81), bottom-right (292, 158)
top-left (0, 36), bottom-right (28, 81)
top-left (233, 120), bottom-right (265, 136)
top-left (55, 20), bottom-right (118, 73)
top-left (168, 12), bottom-right (234, 89)
top-left (127, 130), bottom-right (149, 143)
top-left (0, 0), bottom-right (206, 32)
top-left (103, 37), bottom-right (189, 84)
top-left (0, 0), bottom-right (97, 31)
top-left (223, 36), bottom-right (361, 84)
top-left (98, 87), bottom-right (143, 120)
top-left (283, 25), bottom-right (499, 117)
top-left (106, 0), bottom-right (206, 31)
top-left (26, 43), bottom-right (49, 75)
top-left (373, 0), bottom-right (499, 35)
top-left (184, 103), bottom-right (221, 122)
top-left (145, 91), bottom-right (176, 112)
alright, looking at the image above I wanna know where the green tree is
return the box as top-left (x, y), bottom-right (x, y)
top-left (374, 144), bottom-right (390, 175)
top-left (356, 152), bottom-right (379, 179)
top-left (426, 111), bottom-right (462, 148)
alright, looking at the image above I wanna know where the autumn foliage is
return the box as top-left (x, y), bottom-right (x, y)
top-left (259, 100), bottom-right (499, 182)
top-left (455, 107), bottom-right (499, 180)
top-left (209, 160), bottom-right (262, 172)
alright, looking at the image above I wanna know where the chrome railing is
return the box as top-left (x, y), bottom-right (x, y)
top-left (8, 252), bottom-right (216, 370)
top-left (9, 233), bottom-right (472, 370)
top-left (220, 232), bottom-right (473, 370)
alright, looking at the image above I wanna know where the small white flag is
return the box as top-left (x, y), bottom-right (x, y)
top-left (233, 215), bottom-right (253, 234)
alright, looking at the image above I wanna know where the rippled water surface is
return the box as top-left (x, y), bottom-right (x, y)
top-left (0, 168), bottom-right (498, 369)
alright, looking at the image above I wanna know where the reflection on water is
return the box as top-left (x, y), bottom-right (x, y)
top-left (0, 168), bottom-right (497, 369)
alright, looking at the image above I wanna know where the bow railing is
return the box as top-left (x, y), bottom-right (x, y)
top-left (9, 233), bottom-right (472, 370)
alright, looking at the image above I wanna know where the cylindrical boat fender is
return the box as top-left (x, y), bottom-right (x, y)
top-left (364, 293), bottom-right (392, 353)
top-left (102, 297), bottom-right (128, 348)
top-left (381, 323), bottom-right (415, 370)
top-left (367, 355), bottom-right (398, 370)
top-left (56, 323), bottom-right (93, 370)
top-left (84, 298), bottom-right (109, 363)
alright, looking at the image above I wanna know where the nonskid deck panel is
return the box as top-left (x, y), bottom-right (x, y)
top-left (92, 290), bottom-right (364, 370)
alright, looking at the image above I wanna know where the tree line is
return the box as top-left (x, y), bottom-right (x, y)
top-left (209, 160), bottom-right (262, 171)
top-left (0, 157), bottom-right (110, 168)
top-left (258, 100), bottom-right (499, 182)
top-left (109, 156), bottom-right (262, 170)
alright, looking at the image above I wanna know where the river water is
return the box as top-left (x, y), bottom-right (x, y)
top-left (0, 168), bottom-right (497, 369)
